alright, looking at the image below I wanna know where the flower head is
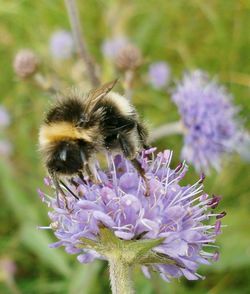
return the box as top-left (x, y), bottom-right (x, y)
top-left (0, 106), bottom-right (10, 128)
top-left (101, 36), bottom-right (129, 60)
top-left (172, 70), bottom-right (241, 172)
top-left (115, 44), bottom-right (142, 71)
top-left (13, 49), bottom-right (39, 78)
top-left (49, 30), bottom-right (74, 60)
top-left (39, 149), bottom-right (223, 282)
top-left (148, 62), bottom-right (171, 89)
top-left (101, 36), bottom-right (142, 70)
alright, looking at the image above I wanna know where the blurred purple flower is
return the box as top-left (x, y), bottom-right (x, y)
top-left (0, 106), bottom-right (10, 128)
top-left (172, 70), bottom-right (243, 173)
top-left (50, 30), bottom-right (74, 60)
top-left (0, 257), bottom-right (17, 279)
top-left (0, 140), bottom-right (12, 157)
top-left (101, 36), bottom-right (129, 59)
top-left (148, 62), bottom-right (171, 89)
top-left (39, 149), bottom-right (223, 282)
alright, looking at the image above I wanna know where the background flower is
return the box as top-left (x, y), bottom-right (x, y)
top-left (101, 36), bottom-right (129, 60)
top-left (172, 70), bottom-right (243, 173)
top-left (148, 61), bottom-right (171, 89)
top-left (115, 43), bottom-right (142, 70)
top-left (13, 49), bottom-right (39, 78)
top-left (49, 30), bottom-right (74, 59)
top-left (39, 150), bottom-right (223, 282)
top-left (0, 106), bottom-right (10, 128)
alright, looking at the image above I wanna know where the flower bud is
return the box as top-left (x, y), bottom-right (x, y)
top-left (115, 44), bottom-right (142, 71)
top-left (13, 49), bottom-right (39, 78)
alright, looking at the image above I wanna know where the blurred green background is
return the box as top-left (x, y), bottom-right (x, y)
top-left (0, 0), bottom-right (249, 293)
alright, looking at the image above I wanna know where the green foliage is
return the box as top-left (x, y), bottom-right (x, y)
top-left (0, 0), bottom-right (249, 293)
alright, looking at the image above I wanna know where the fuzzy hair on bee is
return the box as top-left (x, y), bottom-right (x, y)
top-left (39, 80), bottom-right (149, 206)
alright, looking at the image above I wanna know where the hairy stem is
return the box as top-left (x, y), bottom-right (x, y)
top-left (124, 69), bottom-right (134, 100)
top-left (64, 0), bottom-right (100, 87)
top-left (109, 259), bottom-right (135, 294)
top-left (149, 120), bottom-right (184, 142)
top-left (33, 73), bottom-right (61, 94)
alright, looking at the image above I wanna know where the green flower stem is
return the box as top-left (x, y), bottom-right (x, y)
top-left (149, 120), bottom-right (185, 142)
top-left (64, 0), bottom-right (100, 87)
top-left (124, 69), bottom-right (134, 100)
top-left (79, 229), bottom-right (166, 293)
top-left (109, 258), bottom-right (135, 294)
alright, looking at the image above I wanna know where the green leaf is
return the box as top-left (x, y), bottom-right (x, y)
top-left (213, 206), bottom-right (250, 271)
top-left (0, 160), bottom-right (38, 222)
top-left (20, 223), bottom-right (71, 277)
top-left (137, 251), bottom-right (179, 266)
top-left (68, 261), bottom-right (103, 294)
top-left (124, 238), bottom-right (165, 260)
top-left (99, 227), bottom-right (122, 248)
top-left (78, 237), bottom-right (101, 251)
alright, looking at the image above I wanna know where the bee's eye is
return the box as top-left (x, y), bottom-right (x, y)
top-left (59, 148), bottom-right (67, 161)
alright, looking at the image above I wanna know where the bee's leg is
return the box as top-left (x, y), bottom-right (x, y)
top-left (77, 171), bottom-right (87, 184)
top-left (70, 178), bottom-right (79, 187)
top-left (131, 158), bottom-right (150, 196)
top-left (137, 122), bottom-right (155, 161)
top-left (117, 133), bottom-right (134, 158)
top-left (85, 164), bottom-right (100, 184)
top-left (137, 122), bottom-right (150, 150)
top-left (50, 173), bottom-right (69, 210)
top-left (117, 132), bottom-right (150, 196)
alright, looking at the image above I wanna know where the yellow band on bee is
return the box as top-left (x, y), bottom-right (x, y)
top-left (39, 122), bottom-right (92, 146)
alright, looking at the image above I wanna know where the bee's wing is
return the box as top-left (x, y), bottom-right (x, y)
top-left (84, 79), bottom-right (118, 115)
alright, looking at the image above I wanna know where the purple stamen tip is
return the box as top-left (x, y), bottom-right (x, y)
top-left (208, 195), bottom-right (222, 209)
top-left (198, 172), bottom-right (206, 183)
top-left (216, 211), bottom-right (227, 219)
top-left (212, 251), bottom-right (220, 262)
top-left (175, 162), bottom-right (183, 173)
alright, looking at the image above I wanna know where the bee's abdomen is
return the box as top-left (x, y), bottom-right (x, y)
top-left (101, 103), bottom-right (136, 135)
top-left (97, 102), bottom-right (136, 151)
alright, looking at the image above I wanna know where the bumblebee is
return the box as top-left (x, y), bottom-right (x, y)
top-left (39, 80), bottom-right (149, 205)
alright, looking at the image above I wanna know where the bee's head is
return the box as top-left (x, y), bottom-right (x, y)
top-left (46, 140), bottom-right (90, 175)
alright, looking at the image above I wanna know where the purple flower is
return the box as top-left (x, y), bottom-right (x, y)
top-left (101, 36), bottom-right (129, 59)
top-left (172, 70), bottom-right (243, 173)
top-left (50, 30), bottom-right (74, 59)
top-left (0, 106), bottom-right (10, 128)
top-left (0, 257), bottom-right (17, 279)
top-left (39, 149), bottom-right (223, 282)
top-left (148, 62), bottom-right (171, 89)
